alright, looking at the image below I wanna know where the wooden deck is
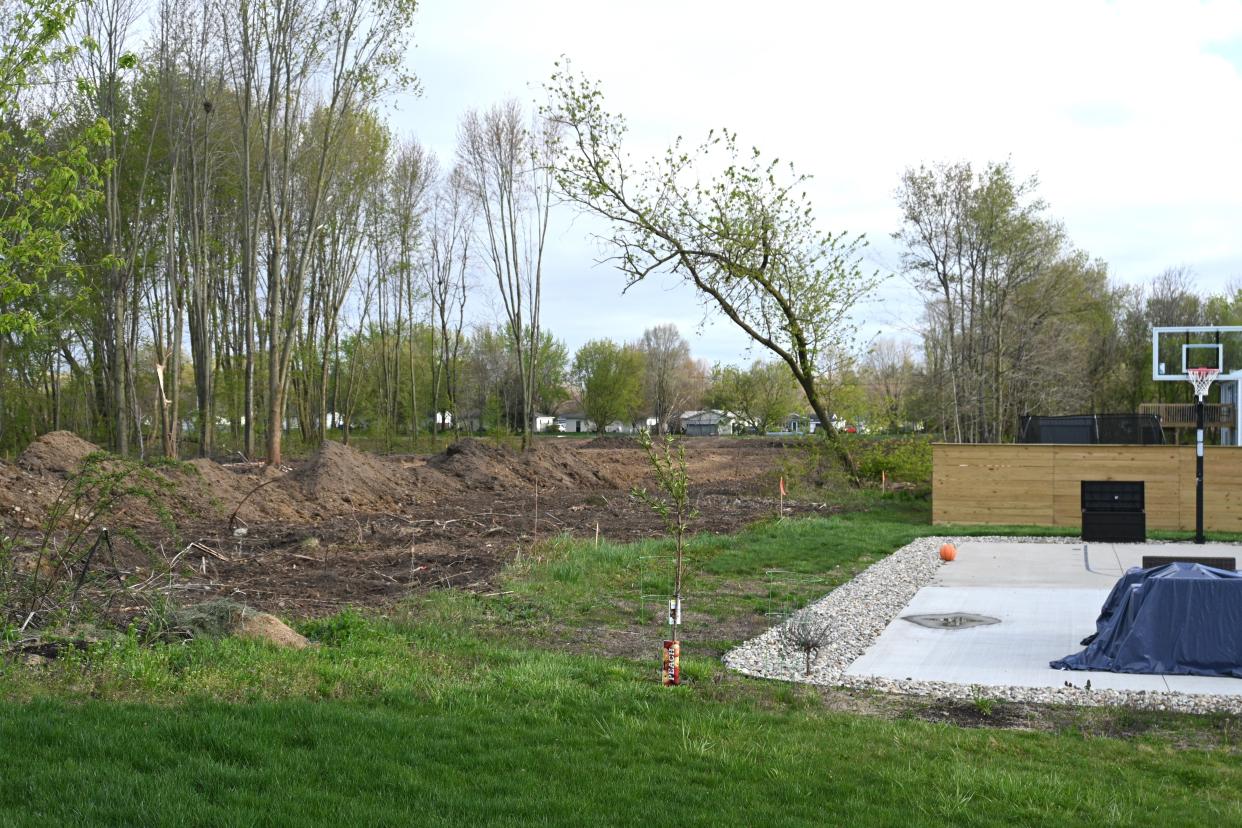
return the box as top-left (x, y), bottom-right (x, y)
top-left (1138, 402), bottom-right (1235, 428)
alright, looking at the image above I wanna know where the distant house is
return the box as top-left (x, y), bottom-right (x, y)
top-left (552, 403), bottom-right (656, 434)
top-left (452, 410), bottom-right (483, 432)
top-left (779, 413), bottom-right (822, 434)
top-left (555, 410), bottom-right (595, 433)
top-left (680, 409), bottom-right (737, 436)
top-left (603, 416), bottom-right (657, 434)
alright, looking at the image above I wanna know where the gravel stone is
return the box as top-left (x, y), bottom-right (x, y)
top-left (723, 536), bottom-right (1242, 715)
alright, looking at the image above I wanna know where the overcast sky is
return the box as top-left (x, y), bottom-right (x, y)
top-left (388, 0), bottom-right (1242, 366)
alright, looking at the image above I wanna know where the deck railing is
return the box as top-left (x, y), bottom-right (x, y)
top-left (1138, 403), bottom-right (1235, 428)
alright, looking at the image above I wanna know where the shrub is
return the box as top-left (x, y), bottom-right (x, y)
top-left (779, 612), bottom-right (831, 675)
top-left (855, 436), bottom-right (932, 486)
top-left (1, 452), bottom-right (178, 639)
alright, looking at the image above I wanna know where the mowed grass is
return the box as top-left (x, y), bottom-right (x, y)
top-left (2, 616), bottom-right (1240, 827)
top-left (1, 497), bottom-right (1240, 826)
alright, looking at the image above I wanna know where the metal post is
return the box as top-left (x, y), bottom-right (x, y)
top-left (1196, 397), bottom-right (1205, 544)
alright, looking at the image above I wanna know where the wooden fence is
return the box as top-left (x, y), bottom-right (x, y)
top-left (933, 443), bottom-right (1242, 532)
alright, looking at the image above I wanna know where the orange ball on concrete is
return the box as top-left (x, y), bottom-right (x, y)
top-left (939, 543), bottom-right (957, 562)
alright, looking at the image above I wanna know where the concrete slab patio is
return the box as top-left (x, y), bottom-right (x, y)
top-left (844, 540), bottom-right (1242, 696)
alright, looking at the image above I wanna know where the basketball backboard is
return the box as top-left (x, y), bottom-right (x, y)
top-left (1151, 326), bottom-right (1242, 382)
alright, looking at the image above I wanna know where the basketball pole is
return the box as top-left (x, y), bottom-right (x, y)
top-left (1188, 367), bottom-right (1217, 545)
top-left (1196, 395), bottom-right (1205, 545)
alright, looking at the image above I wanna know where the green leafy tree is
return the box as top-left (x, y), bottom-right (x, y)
top-left (895, 160), bottom-right (1111, 441)
top-left (545, 66), bottom-right (875, 477)
top-left (571, 338), bottom-right (643, 433)
top-left (0, 0), bottom-right (108, 449)
top-left (707, 359), bottom-right (801, 433)
top-left (533, 332), bottom-right (569, 417)
top-left (1, 0), bottom-right (107, 334)
top-left (748, 360), bottom-right (803, 432)
top-left (705, 364), bottom-right (756, 427)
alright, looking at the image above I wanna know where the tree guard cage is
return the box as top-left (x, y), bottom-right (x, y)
top-left (1017, 414), bottom-right (1165, 445)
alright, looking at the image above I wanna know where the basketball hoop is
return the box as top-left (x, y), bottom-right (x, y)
top-left (1187, 367), bottom-right (1219, 401)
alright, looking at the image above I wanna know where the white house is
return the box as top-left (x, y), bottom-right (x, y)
top-left (603, 416), bottom-right (658, 434)
top-left (552, 412), bottom-right (657, 434)
top-left (555, 411), bottom-right (596, 433)
top-left (778, 413), bottom-right (823, 434)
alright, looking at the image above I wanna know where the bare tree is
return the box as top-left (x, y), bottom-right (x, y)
top-left (217, 0), bottom-right (266, 459)
top-left (456, 101), bottom-right (552, 450)
top-left (253, 0), bottom-right (419, 465)
top-left (152, 0), bottom-right (227, 458)
top-left (78, 0), bottom-right (146, 455)
top-left (424, 164), bottom-right (471, 434)
top-left (895, 161), bottom-right (1081, 442)
top-left (638, 324), bottom-right (697, 434)
top-left (298, 110), bottom-right (389, 445)
top-left (861, 337), bottom-right (916, 432)
top-left (386, 138), bottom-right (431, 441)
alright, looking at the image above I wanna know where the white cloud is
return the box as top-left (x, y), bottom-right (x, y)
top-left (393, 0), bottom-right (1242, 364)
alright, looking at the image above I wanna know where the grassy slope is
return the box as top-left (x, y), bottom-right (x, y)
top-left (1, 499), bottom-right (1239, 826)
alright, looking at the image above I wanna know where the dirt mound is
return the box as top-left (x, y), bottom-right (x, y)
top-left (17, 431), bottom-right (101, 474)
top-left (428, 438), bottom-right (622, 492)
top-left (295, 440), bottom-right (416, 512)
top-left (184, 459), bottom-right (300, 525)
top-left (235, 611), bottom-right (310, 649)
top-left (580, 435), bottom-right (640, 449)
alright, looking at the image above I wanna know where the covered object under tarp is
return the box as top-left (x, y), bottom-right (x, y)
top-left (1051, 563), bottom-right (1242, 678)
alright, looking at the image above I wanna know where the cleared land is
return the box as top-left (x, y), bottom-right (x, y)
top-left (1, 436), bottom-right (1238, 825)
top-left (0, 432), bottom-right (827, 617)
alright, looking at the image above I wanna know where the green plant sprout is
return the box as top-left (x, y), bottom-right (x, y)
top-left (631, 432), bottom-right (698, 646)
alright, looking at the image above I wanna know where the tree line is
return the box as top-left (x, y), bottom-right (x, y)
top-left (2, 0), bottom-right (558, 459)
top-left (5, 2), bottom-right (1235, 459)
top-left (893, 160), bottom-right (1242, 442)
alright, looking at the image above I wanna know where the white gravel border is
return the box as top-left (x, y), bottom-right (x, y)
top-left (723, 536), bottom-right (1242, 715)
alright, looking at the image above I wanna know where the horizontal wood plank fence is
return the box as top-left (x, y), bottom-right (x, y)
top-left (933, 443), bottom-right (1242, 532)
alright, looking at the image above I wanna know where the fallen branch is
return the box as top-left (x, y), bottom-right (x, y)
top-left (186, 541), bottom-right (229, 562)
top-left (228, 477), bottom-right (285, 533)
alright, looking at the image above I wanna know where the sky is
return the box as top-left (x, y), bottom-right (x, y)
top-left (387, 0), bottom-right (1242, 366)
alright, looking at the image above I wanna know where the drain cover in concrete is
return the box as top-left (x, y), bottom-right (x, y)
top-left (901, 612), bottom-right (1000, 630)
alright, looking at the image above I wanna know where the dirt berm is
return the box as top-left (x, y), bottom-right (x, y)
top-left (424, 438), bottom-right (623, 492)
top-left (0, 433), bottom-right (629, 535)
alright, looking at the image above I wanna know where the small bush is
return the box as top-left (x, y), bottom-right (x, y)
top-left (154, 598), bottom-right (248, 641)
top-left (854, 436), bottom-right (932, 486)
top-left (1, 452), bottom-right (179, 638)
top-left (779, 613), bottom-right (831, 675)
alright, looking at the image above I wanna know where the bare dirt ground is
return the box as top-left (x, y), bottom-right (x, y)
top-left (0, 432), bottom-right (824, 616)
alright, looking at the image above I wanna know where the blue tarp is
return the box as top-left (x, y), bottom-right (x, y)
top-left (1051, 562), bottom-right (1242, 678)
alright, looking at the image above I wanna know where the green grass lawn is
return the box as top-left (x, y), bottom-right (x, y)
top-left (3, 614), bottom-right (1240, 826)
top-left (1, 496), bottom-right (1240, 826)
